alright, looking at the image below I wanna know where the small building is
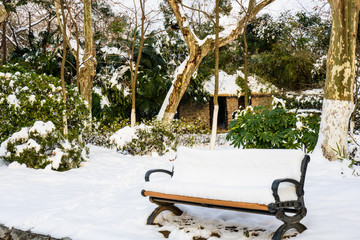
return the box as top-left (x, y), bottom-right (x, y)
top-left (178, 71), bottom-right (278, 130)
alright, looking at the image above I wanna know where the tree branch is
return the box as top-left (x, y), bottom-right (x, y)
top-left (167, 0), bottom-right (199, 49)
top-left (14, 13), bottom-right (52, 34)
top-left (181, 3), bottom-right (215, 25)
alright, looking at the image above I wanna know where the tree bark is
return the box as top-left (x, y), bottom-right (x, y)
top-left (28, 12), bottom-right (34, 51)
top-left (320, 0), bottom-right (360, 160)
top-left (210, 0), bottom-right (220, 150)
top-left (79, 0), bottom-right (96, 110)
top-left (1, 18), bottom-right (7, 65)
top-left (0, 4), bottom-right (6, 64)
top-left (0, 4), bottom-right (6, 23)
top-left (243, 22), bottom-right (249, 107)
top-left (59, 0), bottom-right (68, 136)
top-left (130, 0), bottom-right (146, 127)
top-left (157, 0), bottom-right (274, 123)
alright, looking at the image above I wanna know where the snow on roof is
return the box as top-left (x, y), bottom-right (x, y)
top-left (204, 70), bottom-right (278, 96)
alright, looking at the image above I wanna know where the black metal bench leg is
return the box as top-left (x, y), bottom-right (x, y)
top-left (272, 222), bottom-right (306, 240)
top-left (272, 208), bottom-right (307, 240)
top-left (147, 203), bottom-right (183, 225)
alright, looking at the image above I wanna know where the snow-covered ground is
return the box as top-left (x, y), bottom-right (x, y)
top-left (0, 144), bottom-right (359, 240)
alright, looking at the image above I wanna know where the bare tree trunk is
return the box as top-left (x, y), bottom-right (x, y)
top-left (210, 0), bottom-right (220, 150)
top-left (79, 0), bottom-right (96, 112)
top-left (2, 17), bottom-right (7, 65)
top-left (157, 0), bottom-right (274, 123)
top-left (0, 3), bottom-right (6, 58)
top-left (65, 3), bottom-right (81, 89)
top-left (320, 0), bottom-right (360, 161)
top-left (59, 0), bottom-right (68, 136)
top-left (130, 0), bottom-right (147, 127)
top-left (243, 23), bottom-right (249, 107)
top-left (28, 12), bottom-right (34, 51)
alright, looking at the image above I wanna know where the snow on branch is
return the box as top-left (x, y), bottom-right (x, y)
top-left (169, 0), bottom-right (274, 49)
top-left (13, 13), bottom-right (52, 34)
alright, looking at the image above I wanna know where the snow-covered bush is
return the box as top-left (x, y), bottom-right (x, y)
top-left (281, 89), bottom-right (323, 110)
top-left (116, 123), bottom-right (176, 155)
top-left (0, 65), bottom-right (89, 170)
top-left (111, 119), bottom-right (210, 155)
top-left (0, 64), bottom-right (89, 143)
top-left (227, 98), bottom-right (320, 153)
top-left (83, 118), bottom-right (129, 147)
top-left (0, 121), bottom-right (88, 171)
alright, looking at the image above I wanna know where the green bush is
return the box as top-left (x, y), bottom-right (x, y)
top-left (0, 121), bottom-right (88, 171)
top-left (0, 65), bottom-right (90, 170)
top-left (226, 99), bottom-right (320, 153)
top-left (281, 92), bottom-right (323, 110)
top-left (84, 117), bottom-right (130, 147)
top-left (112, 119), bottom-right (210, 156)
top-left (0, 64), bottom-right (89, 143)
top-left (121, 122), bottom-right (176, 155)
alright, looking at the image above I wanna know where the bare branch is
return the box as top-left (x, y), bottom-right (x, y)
top-left (181, 3), bottom-right (215, 25)
top-left (14, 13), bottom-right (52, 34)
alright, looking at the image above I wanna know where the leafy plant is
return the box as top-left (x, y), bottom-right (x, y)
top-left (114, 119), bottom-right (210, 156)
top-left (83, 117), bottom-right (130, 147)
top-left (122, 122), bottom-right (176, 155)
top-left (281, 92), bottom-right (323, 110)
top-left (226, 101), bottom-right (320, 153)
top-left (0, 64), bottom-right (89, 143)
top-left (1, 121), bottom-right (88, 171)
top-left (0, 65), bottom-right (89, 170)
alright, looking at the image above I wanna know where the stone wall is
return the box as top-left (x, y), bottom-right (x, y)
top-left (251, 95), bottom-right (273, 107)
top-left (0, 224), bottom-right (71, 240)
top-left (178, 95), bottom-right (273, 130)
top-left (226, 96), bottom-right (239, 127)
top-left (178, 102), bottom-right (210, 128)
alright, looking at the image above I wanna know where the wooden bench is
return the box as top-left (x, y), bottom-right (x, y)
top-left (142, 147), bottom-right (310, 240)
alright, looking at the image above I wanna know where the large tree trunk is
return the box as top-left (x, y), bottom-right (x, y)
top-left (320, 0), bottom-right (360, 161)
top-left (79, 0), bottom-right (96, 109)
top-left (0, 4), bottom-right (6, 23)
top-left (158, 50), bottom-right (208, 122)
top-left (157, 0), bottom-right (274, 123)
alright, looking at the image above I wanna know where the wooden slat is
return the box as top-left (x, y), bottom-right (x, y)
top-left (143, 191), bottom-right (269, 211)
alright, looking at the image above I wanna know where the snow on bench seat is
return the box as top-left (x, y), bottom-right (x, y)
top-left (144, 147), bottom-right (305, 205)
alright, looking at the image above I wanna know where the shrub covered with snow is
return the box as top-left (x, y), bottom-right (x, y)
top-left (0, 121), bottom-right (88, 171)
top-left (280, 89), bottom-right (323, 110)
top-left (111, 119), bottom-right (210, 155)
top-left (83, 118), bottom-right (129, 147)
top-left (227, 98), bottom-right (320, 153)
top-left (0, 64), bottom-right (89, 143)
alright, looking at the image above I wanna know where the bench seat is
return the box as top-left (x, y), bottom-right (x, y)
top-left (144, 180), bottom-right (298, 205)
top-left (143, 191), bottom-right (269, 211)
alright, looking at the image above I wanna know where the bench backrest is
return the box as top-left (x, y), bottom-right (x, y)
top-left (172, 147), bottom-right (306, 187)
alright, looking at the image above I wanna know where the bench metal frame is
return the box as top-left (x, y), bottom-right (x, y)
top-left (142, 155), bottom-right (310, 240)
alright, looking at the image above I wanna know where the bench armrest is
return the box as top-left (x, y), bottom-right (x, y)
top-left (271, 178), bottom-right (301, 202)
top-left (145, 169), bottom-right (173, 182)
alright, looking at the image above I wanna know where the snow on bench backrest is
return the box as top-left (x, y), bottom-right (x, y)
top-left (173, 147), bottom-right (305, 187)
